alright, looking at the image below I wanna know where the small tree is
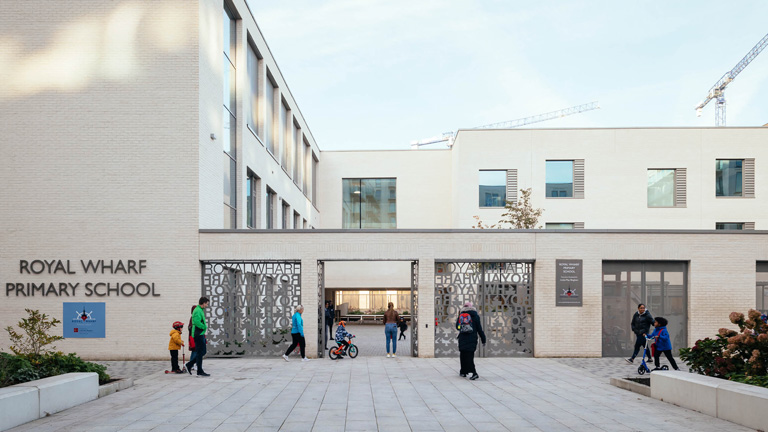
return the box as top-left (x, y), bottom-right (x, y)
top-left (472, 188), bottom-right (544, 229)
top-left (5, 309), bottom-right (64, 356)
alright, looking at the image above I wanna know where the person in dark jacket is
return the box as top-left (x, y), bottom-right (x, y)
top-left (626, 303), bottom-right (654, 364)
top-left (324, 301), bottom-right (335, 343)
top-left (397, 316), bottom-right (408, 340)
top-left (456, 301), bottom-right (486, 380)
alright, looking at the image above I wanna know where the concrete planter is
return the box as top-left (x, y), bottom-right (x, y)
top-left (98, 377), bottom-right (134, 398)
top-left (651, 371), bottom-right (768, 431)
top-left (609, 377), bottom-right (651, 397)
top-left (0, 372), bottom-right (98, 431)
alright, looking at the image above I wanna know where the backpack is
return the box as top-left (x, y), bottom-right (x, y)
top-left (458, 312), bottom-right (474, 334)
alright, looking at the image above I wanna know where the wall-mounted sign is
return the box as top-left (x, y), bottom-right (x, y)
top-left (4, 259), bottom-right (160, 297)
top-left (556, 259), bottom-right (582, 307)
top-left (63, 302), bottom-right (106, 338)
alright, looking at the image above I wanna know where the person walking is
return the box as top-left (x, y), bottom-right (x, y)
top-left (186, 304), bottom-right (197, 373)
top-left (397, 316), bottom-right (408, 341)
top-left (283, 305), bottom-right (310, 362)
top-left (456, 301), bottom-right (486, 380)
top-left (185, 297), bottom-right (210, 377)
top-left (383, 302), bottom-right (399, 358)
top-left (626, 303), bottom-right (654, 364)
top-left (324, 301), bottom-right (335, 344)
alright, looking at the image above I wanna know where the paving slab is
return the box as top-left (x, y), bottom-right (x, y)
top-left (6, 357), bottom-right (752, 432)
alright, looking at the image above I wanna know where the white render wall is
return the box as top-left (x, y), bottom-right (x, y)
top-left (452, 127), bottom-right (768, 229)
top-left (317, 150), bottom-right (453, 229)
top-left (199, 230), bottom-right (768, 358)
top-left (198, 0), bottom-right (320, 230)
top-left (0, 0), bottom-right (201, 359)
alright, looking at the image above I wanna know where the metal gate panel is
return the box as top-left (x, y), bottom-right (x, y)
top-left (483, 262), bottom-right (533, 357)
top-left (202, 261), bottom-right (301, 356)
top-left (410, 260), bottom-right (419, 357)
top-left (317, 261), bottom-right (325, 358)
top-left (434, 261), bottom-right (533, 358)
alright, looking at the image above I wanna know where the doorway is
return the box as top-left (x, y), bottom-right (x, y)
top-left (317, 260), bottom-right (418, 358)
top-left (602, 261), bottom-right (688, 357)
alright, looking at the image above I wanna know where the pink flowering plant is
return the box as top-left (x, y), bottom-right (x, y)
top-left (680, 309), bottom-right (768, 388)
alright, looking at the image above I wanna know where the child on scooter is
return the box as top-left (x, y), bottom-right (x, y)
top-left (645, 316), bottom-right (680, 371)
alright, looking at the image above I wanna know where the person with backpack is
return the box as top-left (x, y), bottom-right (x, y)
top-left (456, 301), bottom-right (486, 380)
top-left (186, 304), bottom-right (197, 373)
top-left (184, 297), bottom-right (210, 377)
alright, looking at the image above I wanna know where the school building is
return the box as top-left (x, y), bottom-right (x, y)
top-left (1, 0), bottom-right (767, 360)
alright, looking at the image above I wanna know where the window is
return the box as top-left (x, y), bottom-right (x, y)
top-left (546, 223), bottom-right (574, 229)
top-left (342, 178), bottom-right (397, 229)
top-left (247, 43), bottom-right (260, 136)
top-left (246, 174), bottom-right (260, 228)
top-left (222, 5), bottom-right (236, 229)
top-left (546, 161), bottom-right (573, 198)
top-left (265, 73), bottom-right (277, 155)
top-left (716, 159), bottom-right (742, 197)
top-left (312, 154), bottom-right (318, 205)
top-left (303, 139), bottom-right (310, 194)
top-left (478, 170), bottom-right (506, 207)
top-left (647, 169), bottom-right (675, 207)
top-left (292, 120), bottom-right (301, 181)
top-left (758, 263), bottom-right (768, 314)
top-left (282, 201), bottom-right (289, 229)
top-left (716, 223), bottom-right (744, 230)
top-left (280, 99), bottom-right (288, 168)
top-left (293, 211), bottom-right (300, 230)
top-left (266, 188), bottom-right (275, 229)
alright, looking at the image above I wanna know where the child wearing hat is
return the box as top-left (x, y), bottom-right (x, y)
top-left (645, 316), bottom-right (680, 371)
top-left (169, 321), bottom-right (185, 373)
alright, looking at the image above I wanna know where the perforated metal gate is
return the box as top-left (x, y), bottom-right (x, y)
top-left (434, 261), bottom-right (533, 357)
top-left (201, 261), bottom-right (301, 356)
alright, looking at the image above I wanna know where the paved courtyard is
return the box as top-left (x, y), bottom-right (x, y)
top-left (12, 355), bottom-right (748, 432)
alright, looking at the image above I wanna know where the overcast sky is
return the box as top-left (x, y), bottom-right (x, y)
top-left (246, 1), bottom-right (768, 151)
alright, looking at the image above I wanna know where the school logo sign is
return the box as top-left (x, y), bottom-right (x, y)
top-left (556, 259), bottom-right (583, 307)
top-left (63, 302), bottom-right (106, 338)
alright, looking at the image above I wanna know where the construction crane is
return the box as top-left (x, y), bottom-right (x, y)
top-left (410, 101), bottom-right (600, 148)
top-left (695, 32), bottom-right (768, 127)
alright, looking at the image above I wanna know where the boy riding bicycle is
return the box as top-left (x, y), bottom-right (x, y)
top-left (335, 321), bottom-right (353, 355)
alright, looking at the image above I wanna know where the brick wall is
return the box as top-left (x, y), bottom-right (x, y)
top-left (0, 0), bottom-right (200, 359)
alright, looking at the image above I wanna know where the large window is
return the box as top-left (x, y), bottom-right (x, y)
top-left (265, 73), bottom-right (277, 155)
top-left (282, 201), bottom-right (289, 229)
top-left (222, 5), bottom-right (236, 228)
top-left (246, 174), bottom-right (259, 228)
top-left (758, 263), bottom-right (768, 314)
top-left (342, 178), bottom-right (397, 229)
top-left (602, 262), bottom-right (687, 357)
top-left (280, 99), bottom-right (288, 168)
top-left (292, 120), bottom-right (301, 181)
top-left (247, 43), bottom-right (260, 136)
top-left (647, 169), bottom-right (675, 207)
top-left (478, 170), bottom-right (506, 207)
top-left (266, 188), bottom-right (275, 229)
top-left (716, 159), bottom-right (742, 197)
top-left (546, 160), bottom-right (573, 198)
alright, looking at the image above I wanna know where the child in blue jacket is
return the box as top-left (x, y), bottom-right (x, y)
top-left (645, 316), bottom-right (680, 371)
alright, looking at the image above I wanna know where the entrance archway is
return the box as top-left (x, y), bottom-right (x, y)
top-left (317, 260), bottom-right (419, 358)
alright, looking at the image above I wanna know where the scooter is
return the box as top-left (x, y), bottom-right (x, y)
top-left (637, 336), bottom-right (668, 375)
top-left (165, 345), bottom-right (186, 374)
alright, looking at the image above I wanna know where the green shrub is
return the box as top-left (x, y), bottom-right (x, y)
top-left (680, 309), bottom-right (768, 388)
top-left (4, 309), bottom-right (64, 356)
top-left (0, 352), bottom-right (110, 387)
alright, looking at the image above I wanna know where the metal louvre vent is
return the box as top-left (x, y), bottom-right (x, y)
top-left (675, 168), bottom-right (687, 207)
top-left (506, 169), bottom-right (518, 204)
top-left (744, 158), bottom-right (755, 198)
top-left (573, 159), bottom-right (585, 199)
top-left (745, 222), bottom-right (756, 230)
top-left (573, 222), bottom-right (585, 229)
